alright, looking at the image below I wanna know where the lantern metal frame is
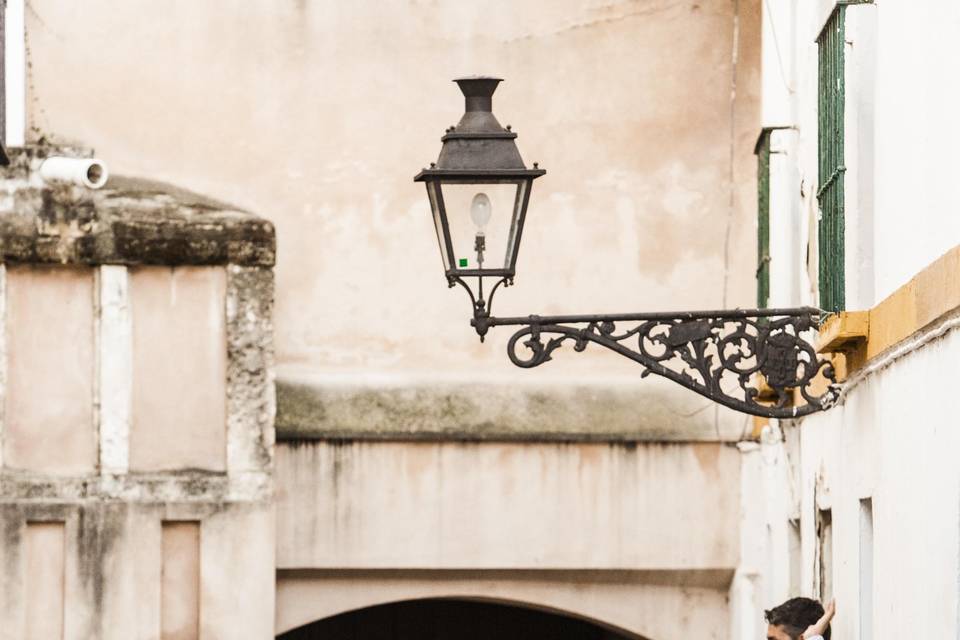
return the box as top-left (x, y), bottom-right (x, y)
top-left (413, 171), bottom-right (542, 281)
top-left (415, 77), bottom-right (840, 419)
top-left (414, 76), bottom-right (545, 284)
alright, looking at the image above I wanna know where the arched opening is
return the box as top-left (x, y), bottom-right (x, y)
top-left (277, 598), bottom-right (641, 639)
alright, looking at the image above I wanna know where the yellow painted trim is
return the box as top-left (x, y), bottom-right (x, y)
top-left (751, 372), bottom-right (777, 400)
top-left (751, 416), bottom-right (769, 440)
top-left (818, 245), bottom-right (960, 372)
top-left (816, 311), bottom-right (869, 352)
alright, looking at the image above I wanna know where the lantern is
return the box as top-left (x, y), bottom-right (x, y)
top-left (414, 77), bottom-right (545, 283)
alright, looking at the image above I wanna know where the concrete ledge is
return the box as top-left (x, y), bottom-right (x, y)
top-left (276, 372), bottom-right (746, 443)
top-left (0, 470), bottom-right (271, 502)
top-left (277, 567), bottom-right (735, 589)
top-left (0, 147), bottom-right (274, 266)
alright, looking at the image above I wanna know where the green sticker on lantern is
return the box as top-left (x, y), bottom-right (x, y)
top-left (458, 258), bottom-right (468, 267)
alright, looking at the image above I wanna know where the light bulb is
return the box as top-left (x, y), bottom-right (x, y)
top-left (470, 192), bottom-right (492, 231)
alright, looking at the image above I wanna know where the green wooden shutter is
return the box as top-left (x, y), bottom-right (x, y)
top-left (817, 7), bottom-right (846, 312)
top-left (756, 130), bottom-right (771, 308)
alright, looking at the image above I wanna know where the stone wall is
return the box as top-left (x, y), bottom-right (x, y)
top-left (274, 438), bottom-right (743, 640)
top-left (0, 148), bottom-right (276, 639)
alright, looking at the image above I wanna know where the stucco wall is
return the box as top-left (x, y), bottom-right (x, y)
top-left (762, 0), bottom-right (960, 311)
top-left (0, 152), bottom-right (278, 639)
top-left (276, 440), bottom-right (740, 570)
top-left (868, 1), bottom-right (960, 302)
top-left (756, 2), bottom-right (960, 637)
top-left (276, 570), bottom-right (732, 640)
top-left (275, 439), bottom-right (744, 639)
top-left (12, 3), bottom-right (770, 636)
top-left (128, 267), bottom-right (228, 472)
top-left (3, 266), bottom-right (95, 474)
top-left (757, 327), bottom-right (960, 638)
top-left (24, 0), bottom-right (761, 385)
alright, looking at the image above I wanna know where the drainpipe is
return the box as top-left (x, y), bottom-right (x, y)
top-left (40, 157), bottom-right (109, 189)
top-left (4, 0), bottom-right (25, 148)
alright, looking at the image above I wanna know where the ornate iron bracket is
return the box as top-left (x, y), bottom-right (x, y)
top-left (453, 276), bottom-right (840, 419)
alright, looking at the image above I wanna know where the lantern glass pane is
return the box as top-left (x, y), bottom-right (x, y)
top-left (504, 179), bottom-right (529, 271)
top-left (439, 182), bottom-right (520, 271)
top-left (426, 182), bottom-right (451, 271)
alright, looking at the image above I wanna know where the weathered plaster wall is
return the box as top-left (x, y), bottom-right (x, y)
top-left (1, 501), bottom-right (275, 639)
top-left (129, 266), bottom-right (227, 472)
top-left (276, 374), bottom-right (753, 442)
top-left (757, 327), bottom-right (960, 638)
top-left (756, 3), bottom-right (960, 636)
top-left (0, 150), bottom-right (278, 639)
top-left (24, 0), bottom-right (761, 387)
top-left (276, 440), bottom-right (740, 570)
top-left (275, 438), bottom-right (743, 639)
top-left (14, 2), bottom-right (769, 635)
top-left (4, 265), bottom-right (95, 474)
top-left (276, 569), bottom-right (732, 640)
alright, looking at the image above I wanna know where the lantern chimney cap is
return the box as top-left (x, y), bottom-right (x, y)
top-left (414, 76), bottom-right (546, 179)
top-left (452, 76), bottom-right (503, 113)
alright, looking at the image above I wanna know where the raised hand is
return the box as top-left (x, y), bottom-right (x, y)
top-left (802, 599), bottom-right (835, 639)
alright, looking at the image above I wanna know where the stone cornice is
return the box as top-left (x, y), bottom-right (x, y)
top-left (0, 146), bottom-right (275, 267)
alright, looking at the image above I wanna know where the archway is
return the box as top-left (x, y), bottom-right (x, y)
top-left (277, 598), bottom-right (642, 639)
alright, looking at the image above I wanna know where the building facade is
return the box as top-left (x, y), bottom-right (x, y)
top-left (0, 0), bottom-right (957, 638)
top-left (752, 1), bottom-right (960, 637)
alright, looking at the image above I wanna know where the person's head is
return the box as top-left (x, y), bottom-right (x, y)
top-left (765, 597), bottom-right (831, 640)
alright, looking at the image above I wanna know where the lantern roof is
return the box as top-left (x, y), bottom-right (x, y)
top-left (414, 77), bottom-right (545, 181)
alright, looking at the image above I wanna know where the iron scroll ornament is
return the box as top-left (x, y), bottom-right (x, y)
top-left (456, 277), bottom-right (841, 419)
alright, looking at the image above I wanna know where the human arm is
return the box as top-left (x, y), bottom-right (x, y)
top-left (802, 599), bottom-right (835, 639)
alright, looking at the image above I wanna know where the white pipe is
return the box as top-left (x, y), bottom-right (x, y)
top-left (4, 0), bottom-right (25, 147)
top-left (40, 157), bottom-right (109, 189)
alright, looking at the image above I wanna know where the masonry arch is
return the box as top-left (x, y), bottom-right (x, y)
top-left (276, 597), bottom-right (647, 640)
top-left (274, 569), bottom-right (729, 640)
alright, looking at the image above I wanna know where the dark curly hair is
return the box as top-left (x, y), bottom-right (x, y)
top-left (764, 597), bottom-right (831, 640)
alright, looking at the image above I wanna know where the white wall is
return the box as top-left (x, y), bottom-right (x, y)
top-left (870, 0), bottom-right (960, 303)
top-left (764, 0), bottom-right (960, 312)
top-left (759, 328), bottom-right (960, 637)
top-left (757, 2), bottom-right (960, 636)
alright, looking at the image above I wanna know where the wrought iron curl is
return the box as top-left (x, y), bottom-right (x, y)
top-left (499, 310), bottom-right (840, 419)
top-left (449, 273), bottom-right (837, 418)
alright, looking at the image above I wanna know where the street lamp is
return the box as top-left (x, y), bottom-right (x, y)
top-left (415, 77), bottom-right (839, 419)
top-left (414, 77), bottom-right (545, 329)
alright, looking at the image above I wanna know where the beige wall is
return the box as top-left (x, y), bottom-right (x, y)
top-left (25, 0), bottom-right (761, 382)
top-left (276, 570), bottom-right (732, 640)
top-left (276, 439), bottom-right (743, 638)
top-left (161, 521), bottom-right (200, 640)
top-left (0, 256), bottom-right (276, 638)
top-left (276, 440), bottom-right (741, 570)
top-left (24, 522), bottom-right (66, 640)
top-left (4, 266), bottom-right (96, 474)
top-left (12, 3), bottom-right (766, 636)
top-left (1, 503), bottom-right (276, 640)
top-left (129, 267), bottom-right (227, 472)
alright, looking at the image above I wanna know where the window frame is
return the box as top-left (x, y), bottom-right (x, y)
top-left (755, 129), bottom-right (772, 309)
top-left (816, 5), bottom-right (847, 312)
